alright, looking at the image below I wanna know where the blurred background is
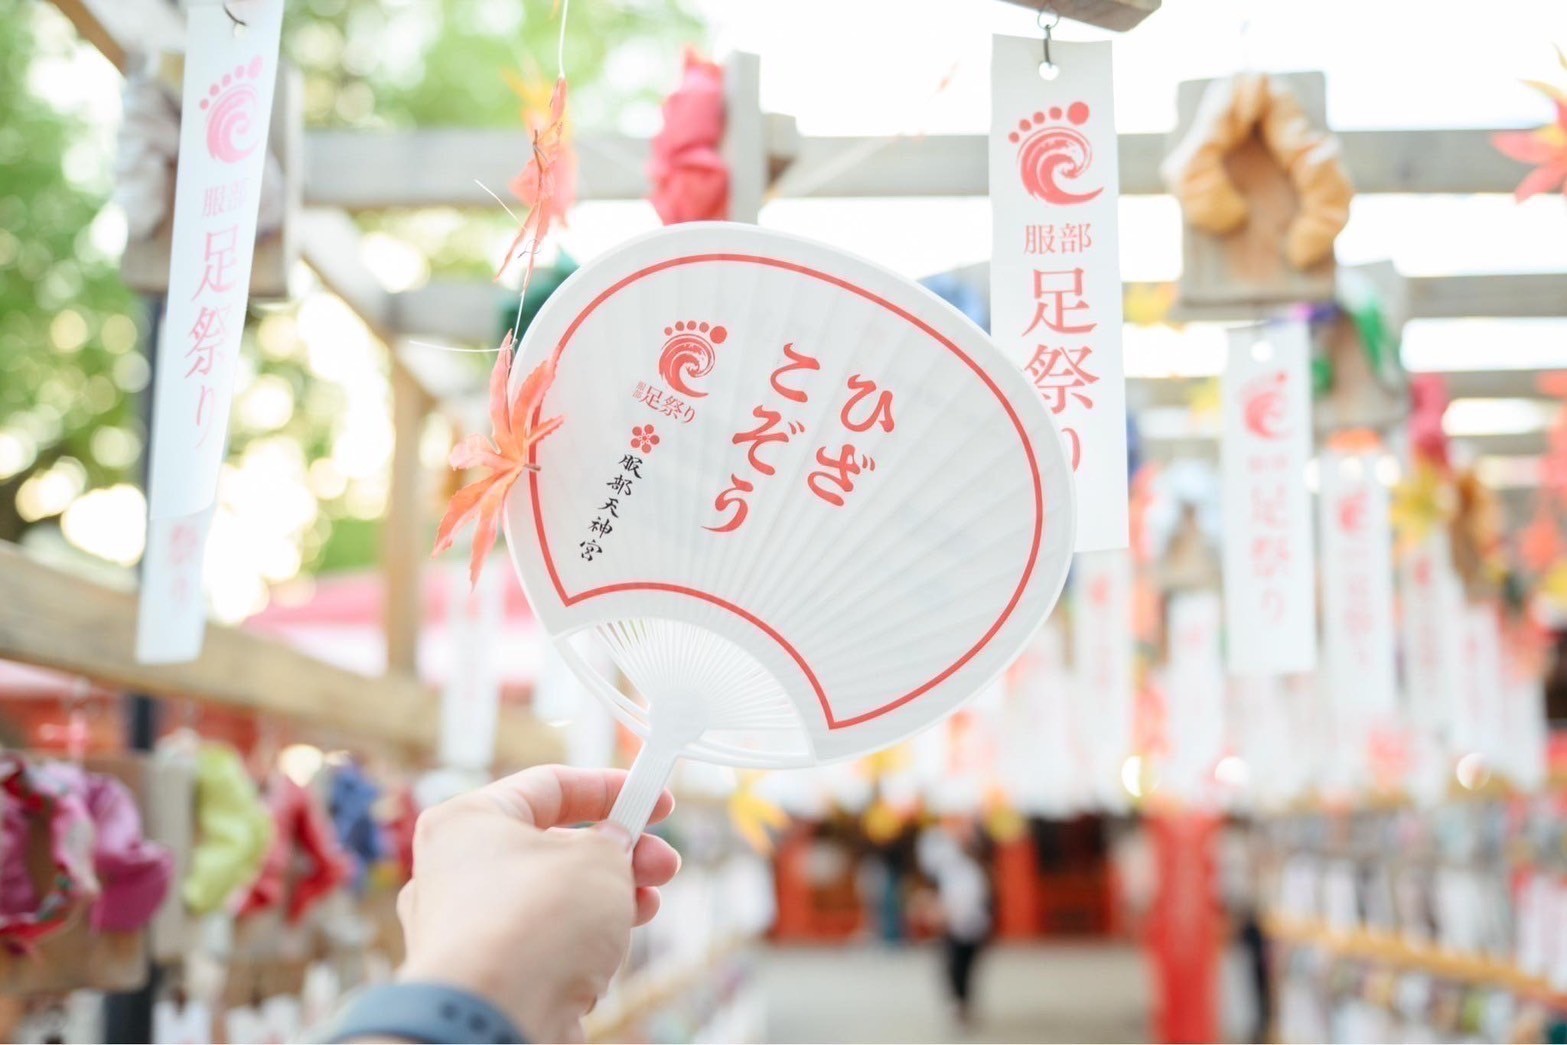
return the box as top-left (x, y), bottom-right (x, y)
top-left (5, 0), bottom-right (1567, 1042)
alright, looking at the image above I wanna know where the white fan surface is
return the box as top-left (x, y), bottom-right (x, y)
top-left (504, 223), bottom-right (1075, 768)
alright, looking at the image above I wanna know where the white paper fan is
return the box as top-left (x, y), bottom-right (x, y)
top-left (503, 224), bottom-right (1075, 834)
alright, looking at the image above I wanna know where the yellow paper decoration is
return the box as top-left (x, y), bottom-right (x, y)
top-left (1391, 460), bottom-right (1455, 552)
top-left (726, 771), bottom-right (788, 854)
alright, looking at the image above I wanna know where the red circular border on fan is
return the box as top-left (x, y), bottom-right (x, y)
top-left (527, 254), bottom-right (1047, 730)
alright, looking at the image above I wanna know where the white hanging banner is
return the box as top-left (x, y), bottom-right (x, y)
top-left (1502, 652), bottom-right (1547, 792)
top-left (997, 660), bottom-right (1050, 814)
top-left (1030, 622), bottom-right (1082, 816)
top-left (1220, 320), bottom-right (1317, 674)
top-left (1163, 590), bottom-right (1224, 802)
top-left (1233, 673), bottom-right (1318, 810)
top-left (1317, 449), bottom-right (1398, 786)
top-left (1458, 602), bottom-right (1504, 763)
top-left (1071, 549), bottom-right (1134, 808)
top-left (440, 563), bottom-right (503, 771)
top-left (135, 506), bottom-right (216, 664)
top-left (991, 35), bottom-right (1127, 551)
top-left (1399, 531), bottom-right (1465, 750)
top-left (146, 0), bottom-right (284, 519)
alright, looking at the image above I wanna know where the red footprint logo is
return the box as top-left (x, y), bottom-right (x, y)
top-left (1008, 102), bottom-right (1101, 205)
top-left (1241, 371), bottom-right (1290, 441)
top-left (658, 320), bottom-right (726, 398)
top-left (200, 57), bottom-right (265, 164)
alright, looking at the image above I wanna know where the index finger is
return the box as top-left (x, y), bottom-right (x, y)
top-left (479, 765), bottom-right (676, 830)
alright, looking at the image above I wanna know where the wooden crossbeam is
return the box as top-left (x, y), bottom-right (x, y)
top-left (995, 0), bottom-right (1162, 32)
top-left (1131, 368), bottom-right (1562, 409)
top-left (757, 128), bottom-right (1523, 201)
top-left (47, 0), bottom-right (182, 73)
top-left (393, 272), bottom-right (1567, 348)
top-left (303, 131), bottom-right (651, 211)
top-left (303, 127), bottom-right (1527, 207)
top-left (0, 545), bottom-right (561, 767)
top-left (1168, 273), bottom-right (1567, 324)
top-left (1143, 429), bottom-right (1548, 460)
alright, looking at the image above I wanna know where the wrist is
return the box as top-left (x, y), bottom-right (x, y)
top-left (397, 957), bottom-right (549, 1042)
top-left (323, 981), bottom-right (523, 1044)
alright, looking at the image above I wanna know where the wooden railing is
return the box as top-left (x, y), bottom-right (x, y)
top-left (0, 544), bottom-right (561, 766)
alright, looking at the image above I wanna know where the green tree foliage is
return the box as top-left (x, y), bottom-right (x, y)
top-left (3, 0), bottom-right (699, 576)
top-left (0, 0), bottom-right (138, 543)
top-left (284, 0), bottom-right (700, 131)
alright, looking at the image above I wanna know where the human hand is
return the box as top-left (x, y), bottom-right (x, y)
top-left (395, 766), bottom-right (679, 1042)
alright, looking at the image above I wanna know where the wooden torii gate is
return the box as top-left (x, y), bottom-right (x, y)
top-left (26, 0), bottom-right (1556, 746)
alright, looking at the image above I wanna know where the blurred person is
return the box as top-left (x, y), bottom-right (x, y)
top-left (1218, 818), bottom-right (1269, 1044)
top-left (919, 821), bottom-right (992, 1028)
top-left (322, 765), bottom-right (679, 1044)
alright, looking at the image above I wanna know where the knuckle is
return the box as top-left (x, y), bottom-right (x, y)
top-left (411, 800), bottom-right (457, 850)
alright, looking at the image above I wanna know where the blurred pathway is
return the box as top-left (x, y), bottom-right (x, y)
top-left (755, 942), bottom-right (1151, 1044)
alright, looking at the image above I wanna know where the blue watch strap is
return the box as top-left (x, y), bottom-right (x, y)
top-left (322, 981), bottom-right (524, 1044)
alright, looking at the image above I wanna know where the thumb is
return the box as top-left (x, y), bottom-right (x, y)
top-left (589, 820), bottom-right (634, 855)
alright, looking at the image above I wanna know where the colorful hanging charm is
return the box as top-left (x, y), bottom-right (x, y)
top-left (1492, 47), bottom-right (1567, 200)
top-left (647, 50), bottom-right (730, 224)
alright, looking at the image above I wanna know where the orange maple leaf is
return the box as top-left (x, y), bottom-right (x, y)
top-left (432, 331), bottom-right (563, 585)
top-left (499, 76), bottom-right (577, 291)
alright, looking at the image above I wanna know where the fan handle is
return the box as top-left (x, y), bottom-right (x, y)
top-left (608, 739), bottom-right (681, 838)
top-left (608, 703), bottom-right (704, 839)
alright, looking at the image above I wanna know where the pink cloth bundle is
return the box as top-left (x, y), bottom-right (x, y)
top-left (647, 50), bottom-right (729, 225)
top-left (0, 757), bottom-right (173, 946)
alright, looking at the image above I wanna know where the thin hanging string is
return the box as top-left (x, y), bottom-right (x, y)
top-left (406, 339), bottom-right (501, 355)
top-left (407, 181), bottom-right (522, 356)
top-left (507, 0), bottom-right (573, 344)
top-left (766, 62), bottom-right (959, 202)
top-left (416, 0), bottom-right (573, 359)
top-left (477, 178), bottom-right (523, 226)
top-left (556, 0), bottom-right (571, 80)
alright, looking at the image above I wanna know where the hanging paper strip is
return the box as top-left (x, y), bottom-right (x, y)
top-left (997, 661), bottom-right (1049, 815)
top-left (1163, 590), bottom-right (1224, 803)
top-left (1071, 549), bottom-right (1134, 809)
top-left (1458, 602), bottom-right (1504, 764)
top-left (991, 36), bottom-right (1127, 551)
top-left (996, 625), bottom-right (1077, 815)
top-left (1317, 449), bottom-right (1398, 786)
top-left (1029, 622), bottom-right (1082, 816)
top-left (146, 0), bottom-right (284, 519)
top-left (1399, 531), bottom-right (1464, 751)
top-left (1220, 320), bottom-right (1317, 674)
top-left (440, 563), bottom-right (504, 771)
top-left (1502, 651), bottom-right (1548, 792)
top-left (134, 507), bottom-right (216, 664)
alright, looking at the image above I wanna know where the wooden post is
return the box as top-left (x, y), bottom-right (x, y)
top-left (995, 0), bottom-right (1162, 32)
top-left (384, 364), bottom-right (429, 676)
top-left (723, 52), bottom-right (764, 223)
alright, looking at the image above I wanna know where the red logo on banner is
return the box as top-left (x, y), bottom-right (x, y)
top-left (1337, 488), bottom-right (1368, 535)
top-left (1008, 102), bottom-right (1102, 205)
top-left (200, 57), bottom-right (266, 163)
top-left (1241, 371), bottom-right (1290, 440)
top-left (658, 320), bottom-right (727, 398)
